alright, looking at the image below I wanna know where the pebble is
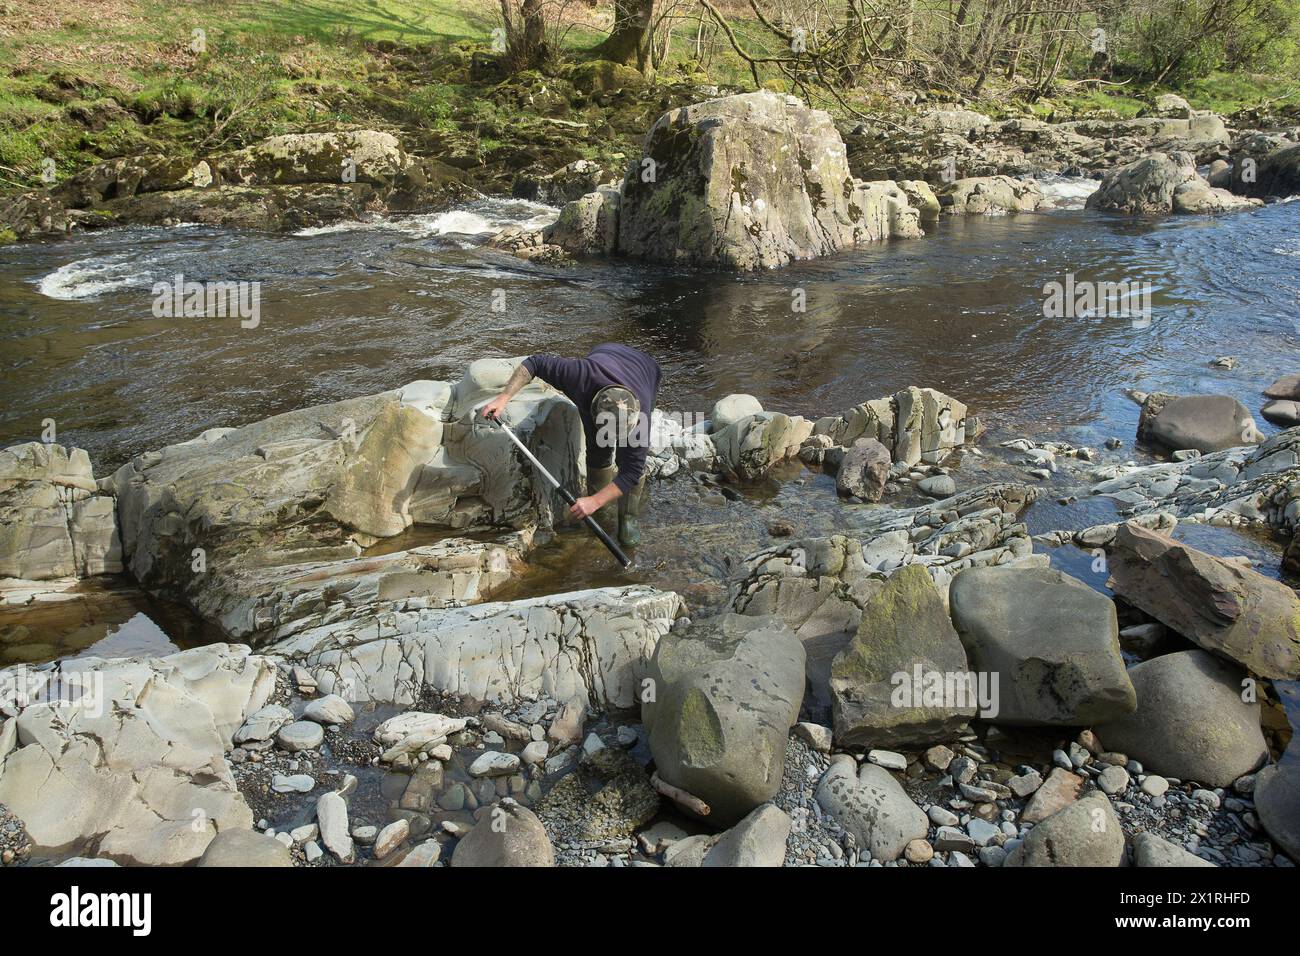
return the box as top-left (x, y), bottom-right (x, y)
top-left (868, 749), bottom-right (908, 771)
top-left (924, 745), bottom-right (954, 772)
top-left (1192, 789), bottom-right (1221, 809)
top-left (928, 805), bottom-right (959, 827)
top-left (904, 839), bottom-right (933, 863)
top-left (1097, 765), bottom-right (1131, 796)
top-left (966, 818), bottom-right (1003, 847)
top-left (468, 751), bottom-right (520, 777)
top-left (271, 773), bottom-right (315, 794)
top-left (1141, 775), bottom-right (1169, 797)
top-left (1008, 770), bottom-right (1043, 797)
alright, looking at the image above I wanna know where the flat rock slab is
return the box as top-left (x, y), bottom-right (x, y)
top-left (1105, 522), bottom-right (1300, 680)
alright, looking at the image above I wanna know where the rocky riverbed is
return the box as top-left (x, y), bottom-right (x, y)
top-left (2, 88), bottom-right (1299, 869)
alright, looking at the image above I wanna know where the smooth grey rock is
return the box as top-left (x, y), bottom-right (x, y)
top-left (316, 791), bottom-right (354, 863)
top-left (1005, 791), bottom-right (1124, 866)
top-left (831, 564), bottom-right (975, 747)
top-left (702, 804), bottom-right (791, 866)
top-left (302, 694), bottom-right (354, 726)
top-left (815, 755), bottom-right (928, 862)
top-left (451, 800), bottom-right (554, 867)
top-left (949, 566), bottom-right (1135, 725)
top-left (277, 721), bottom-right (324, 753)
top-left (643, 613), bottom-right (805, 826)
top-left (1133, 831), bottom-right (1216, 867)
top-left (1254, 763), bottom-right (1300, 863)
top-left (1096, 650), bottom-right (1266, 788)
top-left (1137, 392), bottom-right (1260, 454)
top-left (196, 829), bottom-right (293, 867)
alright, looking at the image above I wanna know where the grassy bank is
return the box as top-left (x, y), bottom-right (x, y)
top-left (1, 0), bottom-right (1297, 194)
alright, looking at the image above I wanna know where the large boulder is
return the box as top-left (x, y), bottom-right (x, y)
top-left (814, 754), bottom-right (928, 862)
top-left (834, 438), bottom-right (891, 501)
top-left (1104, 523), bottom-right (1300, 679)
top-left (732, 484), bottom-right (1039, 717)
top-left (451, 800), bottom-right (555, 867)
top-left (1086, 151), bottom-right (1195, 213)
top-left (1095, 650), bottom-right (1266, 788)
top-left (1232, 141), bottom-right (1300, 200)
top-left (938, 176), bottom-right (1042, 215)
top-left (540, 184), bottom-right (620, 257)
top-left (617, 91), bottom-right (922, 270)
top-left (711, 411), bottom-right (813, 481)
top-left (0, 443), bottom-right (121, 581)
top-left (1253, 763), bottom-right (1300, 863)
top-left (1004, 791), bottom-right (1124, 866)
top-left (1171, 178), bottom-right (1261, 214)
top-left (1136, 392), bottom-right (1260, 454)
top-left (0, 644), bottom-right (274, 865)
top-left (829, 565), bottom-right (976, 748)
top-left (642, 613), bottom-right (805, 827)
top-left (220, 131), bottom-right (419, 190)
top-left (949, 566), bottom-right (1135, 725)
top-left (108, 367), bottom-right (583, 641)
top-left (813, 386), bottom-right (969, 467)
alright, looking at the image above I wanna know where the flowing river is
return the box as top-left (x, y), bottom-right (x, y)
top-left (1, 183), bottom-right (1299, 727)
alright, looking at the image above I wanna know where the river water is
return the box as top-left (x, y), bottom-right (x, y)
top-left (1, 185), bottom-right (1298, 701)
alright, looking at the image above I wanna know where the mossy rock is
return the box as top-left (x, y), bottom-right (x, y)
top-left (569, 60), bottom-right (645, 97)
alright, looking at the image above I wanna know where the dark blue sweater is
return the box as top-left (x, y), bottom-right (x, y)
top-left (523, 344), bottom-right (661, 494)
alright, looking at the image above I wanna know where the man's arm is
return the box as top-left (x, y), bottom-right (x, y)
top-left (480, 364), bottom-right (533, 421)
top-left (570, 476), bottom-right (622, 518)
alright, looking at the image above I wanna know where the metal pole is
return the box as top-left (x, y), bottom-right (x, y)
top-left (492, 417), bottom-right (632, 568)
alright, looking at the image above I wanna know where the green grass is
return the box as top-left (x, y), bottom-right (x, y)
top-left (1178, 70), bottom-right (1300, 114)
top-left (1, 0), bottom-right (1296, 191)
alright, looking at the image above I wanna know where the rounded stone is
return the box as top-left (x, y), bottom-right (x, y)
top-left (277, 720), bottom-right (325, 753)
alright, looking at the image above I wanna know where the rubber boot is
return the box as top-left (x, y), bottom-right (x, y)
top-left (617, 473), bottom-right (647, 548)
top-left (587, 464), bottom-right (619, 536)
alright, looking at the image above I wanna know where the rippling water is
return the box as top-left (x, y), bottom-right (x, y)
top-left (2, 188), bottom-right (1299, 710)
top-left (3, 188), bottom-right (1297, 474)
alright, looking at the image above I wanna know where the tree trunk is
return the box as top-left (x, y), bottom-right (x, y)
top-left (594, 0), bottom-right (657, 72)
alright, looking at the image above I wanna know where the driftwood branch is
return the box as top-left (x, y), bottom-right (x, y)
top-left (652, 771), bottom-right (711, 816)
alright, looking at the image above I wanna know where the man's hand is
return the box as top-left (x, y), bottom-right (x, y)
top-left (569, 495), bottom-right (599, 520)
top-left (481, 393), bottom-right (510, 421)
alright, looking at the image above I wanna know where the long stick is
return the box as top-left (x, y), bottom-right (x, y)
top-left (492, 418), bottom-right (632, 569)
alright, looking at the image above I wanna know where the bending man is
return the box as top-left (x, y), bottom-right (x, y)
top-left (481, 344), bottom-right (661, 548)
